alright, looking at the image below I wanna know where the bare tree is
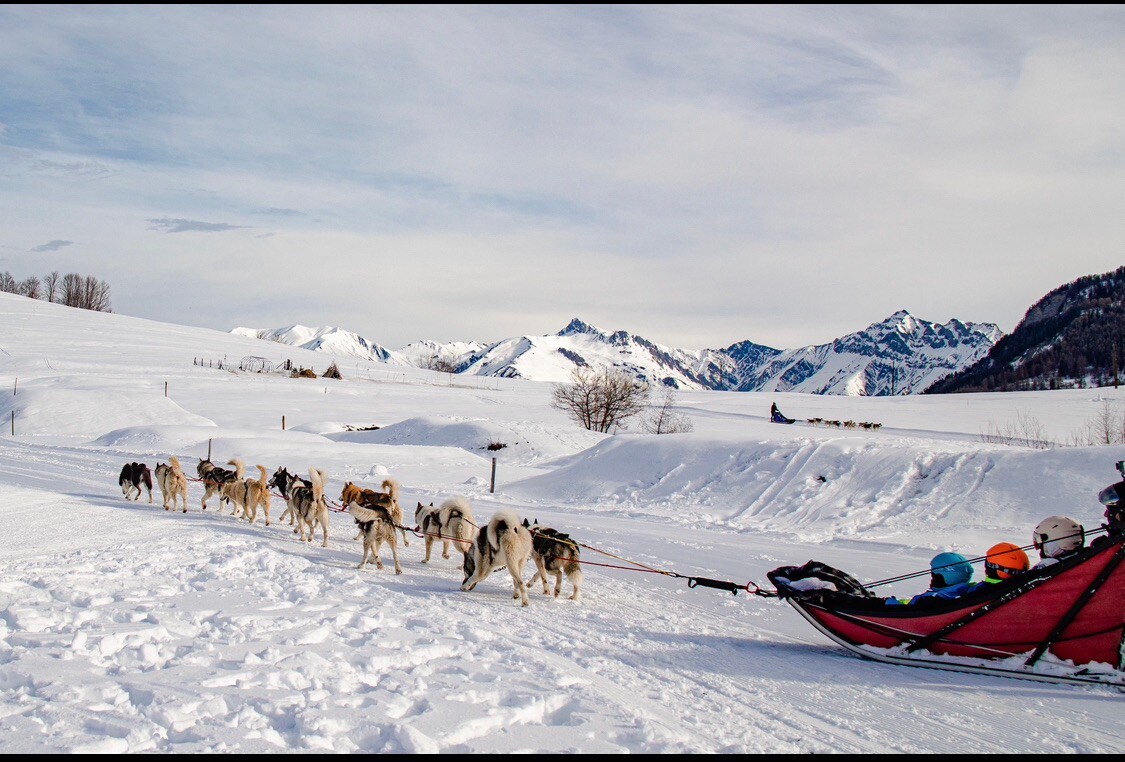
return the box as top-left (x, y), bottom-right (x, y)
top-left (0, 271), bottom-right (16, 293)
top-left (552, 366), bottom-right (650, 433)
top-left (60, 272), bottom-right (112, 312)
top-left (43, 270), bottom-right (61, 302)
top-left (61, 272), bottom-right (83, 306)
top-left (643, 387), bottom-right (695, 434)
top-left (424, 354), bottom-right (458, 374)
top-left (18, 276), bottom-right (41, 299)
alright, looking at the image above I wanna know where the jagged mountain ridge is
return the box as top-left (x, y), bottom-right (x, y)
top-left (233, 311), bottom-right (1001, 396)
top-left (925, 266), bottom-right (1125, 393)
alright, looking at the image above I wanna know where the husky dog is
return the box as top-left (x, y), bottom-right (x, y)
top-left (242, 465), bottom-right (272, 525)
top-left (461, 510), bottom-right (534, 607)
top-left (438, 496), bottom-right (478, 558)
top-left (341, 479), bottom-right (409, 546)
top-left (197, 458), bottom-right (239, 511)
top-left (221, 460), bottom-right (271, 524)
top-left (154, 456), bottom-right (189, 513)
top-left (218, 459), bottom-right (249, 516)
top-left (348, 500), bottom-right (402, 574)
top-left (274, 467), bottom-right (330, 546)
top-left (523, 519), bottom-right (583, 601)
top-left (269, 467), bottom-right (306, 526)
top-left (119, 462), bottom-right (153, 502)
top-left (414, 502), bottom-right (447, 562)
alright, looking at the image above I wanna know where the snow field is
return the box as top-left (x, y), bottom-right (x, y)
top-left (0, 291), bottom-right (1123, 752)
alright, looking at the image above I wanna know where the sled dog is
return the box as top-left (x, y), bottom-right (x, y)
top-left (269, 467), bottom-right (306, 526)
top-left (524, 519), bottom-right (583, 601)
top-left (341, 479), bottom-right (409, 546)
top-left (414, 502), bottom-right (447, 562)
top-left (218, 459), bottom-right (249, 516)
top-left (274, 467), bottom-right (330, 546)
top-left (461, 510), bottom-right (534, 606)
top-left (222, 460), bottom-right (271, 524)
top-left (348, 500), bottom-right (401, 574)
top-left (197, 458), bottom-right (239, 511)
top-left (154, 456), bottom-right (189, 513)
top-left (438, 496), bottom-right (478, 558)
top-left (119, 462), bottom-right (153, 503)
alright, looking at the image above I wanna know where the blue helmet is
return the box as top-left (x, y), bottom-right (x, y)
top-left (930, 552), bottom-right (972, 588)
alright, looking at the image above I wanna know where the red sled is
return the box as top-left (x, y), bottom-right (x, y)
top-left (774, 537), bottom-right (1125, 688)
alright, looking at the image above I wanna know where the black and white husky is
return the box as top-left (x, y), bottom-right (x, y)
top-left (461, 510), bottom-right (534, 607)
top-left (119, 462), bottom-right (153, 502)
top-left (271, 467), bottom-right (330, 546)
top-left (524, 519), bottom-right (583, 601)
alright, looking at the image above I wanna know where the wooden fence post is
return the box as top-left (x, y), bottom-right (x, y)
top-left (282, 415), bottom-right (286, 430)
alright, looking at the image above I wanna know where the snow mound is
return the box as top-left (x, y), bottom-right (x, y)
top-left (506, 433), bottom-right (1124, 546)
top-left (327, 415), bottom-right (602, 465)
top-left (2, 386), bottom-right (214, 437)
top-left (90, 425), bottom-right (332, 454)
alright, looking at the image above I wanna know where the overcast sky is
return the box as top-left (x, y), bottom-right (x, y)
top-left (1, 6), bottom-right (1123, 350)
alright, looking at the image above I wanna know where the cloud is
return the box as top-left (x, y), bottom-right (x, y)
top-left (0, 7), bottom-right (1122, 348)
top-left (30, 239), bottom-right (73, 252)
top-left (146, 218), bottom-right (249, 234)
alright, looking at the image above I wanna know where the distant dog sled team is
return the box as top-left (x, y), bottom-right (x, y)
top-left (116, 456), bottom-right (582, 606)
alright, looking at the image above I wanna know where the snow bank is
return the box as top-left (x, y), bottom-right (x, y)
top-left (2, 385), bottom-right (214, 437)
top-left (328, 415), bottom-right (603, 466)
top-left (506, 432), bottom-right (1125, 547)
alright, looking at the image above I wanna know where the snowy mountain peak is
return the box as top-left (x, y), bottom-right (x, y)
top-left (231, 325), bottom-right (398, 364)
top-left (557, 317), bottom-right (604, 338)
top-left (234, 309), bottom-right (1002, 396)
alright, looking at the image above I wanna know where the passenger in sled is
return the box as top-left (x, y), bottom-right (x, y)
top-left (884, 543), bottom-right (1030, 606)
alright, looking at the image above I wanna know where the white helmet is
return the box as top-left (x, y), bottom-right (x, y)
top-left (1033, 515), bottom-right (1084, 559)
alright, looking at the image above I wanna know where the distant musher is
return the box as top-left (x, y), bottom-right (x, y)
top-left (770, 402), bottom-right (795, 425)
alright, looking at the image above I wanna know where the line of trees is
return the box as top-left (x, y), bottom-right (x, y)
top-left (0, 270), bottom-right (112, 312)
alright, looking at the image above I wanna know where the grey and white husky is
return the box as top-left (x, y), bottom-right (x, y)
top-left (461, 510), bottom-right (533, 607)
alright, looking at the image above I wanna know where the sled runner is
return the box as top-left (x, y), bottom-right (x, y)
top-left (768, 538), bottom-right (1125, 688)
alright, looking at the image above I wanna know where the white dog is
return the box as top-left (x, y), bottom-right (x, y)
top-left (439, 496), bottom-right (478, 558)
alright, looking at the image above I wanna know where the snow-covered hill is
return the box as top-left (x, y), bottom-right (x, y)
top-left (4, 290), bottom-right (1123, 753)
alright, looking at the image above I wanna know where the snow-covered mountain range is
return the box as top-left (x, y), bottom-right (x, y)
top-left (233, 311), bottom-right (1002, 395)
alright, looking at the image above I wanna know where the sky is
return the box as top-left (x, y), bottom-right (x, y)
top-left (0, 5), bottom-right (1123, 350)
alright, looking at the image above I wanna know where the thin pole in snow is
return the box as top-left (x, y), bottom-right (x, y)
top-left (13, 377), bottom-right (16, 395)
top-left (490, 457), bottom-right (497, 494)
top-left (10, 410), bottom-right (13, 435)
top-left (164, 381), bottom-right (168, 397)
top-left (282, 415), bottom-right (286, 430)
top-left (207, 438), bottom-right (212, 460)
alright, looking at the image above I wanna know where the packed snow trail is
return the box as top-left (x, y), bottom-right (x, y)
top-left (0, 440), bottom-right (1120, 753)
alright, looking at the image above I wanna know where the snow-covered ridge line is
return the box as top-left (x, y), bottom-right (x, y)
top-left (235, 310), bottom-right (1001, 396)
